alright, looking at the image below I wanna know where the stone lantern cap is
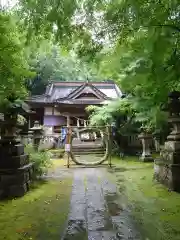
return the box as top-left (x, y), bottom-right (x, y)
top-left (138, 132), bottom-right (152, 139)
top-left (28, 130), bottom-right (33, 136)
top-left (168, 91), bottom-right (180, 99)
top-left (30, 121), bottom-right (43, 131)
top-left (162, 91), bottom-right (180, 116)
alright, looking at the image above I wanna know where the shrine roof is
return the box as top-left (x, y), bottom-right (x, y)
top-left (26, 81), bottom-right (122, 105)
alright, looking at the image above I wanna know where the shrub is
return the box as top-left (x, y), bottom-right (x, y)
top-left (25, 144), bottom-right (52, 178)
top-left (49, 149), bottom-right (65, 159)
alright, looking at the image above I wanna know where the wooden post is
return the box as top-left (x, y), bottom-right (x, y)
top-left (65, 126), bottom-right (72, 168)
top-left (67, 116), bottom-right (70, 127)
top-left (28, 116), bottom-right (31, 129)
top-left (77, 119), bottom-right (80, 127)
top-left (76, 119), bottom-right (80, 139)
top-left (107, 125), bottom-right (112, 167)
top-left (84, 120), bottom-right (87, 127)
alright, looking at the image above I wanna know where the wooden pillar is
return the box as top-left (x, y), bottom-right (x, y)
top-left (65, 126), bottom-right (72, 168)
top-left (67, 116), bottom-right (70, 127)
top-left (76, 118), bottom-right (80, 139)
top-left (84, 120), bottom-right (87, 127)
top-left (77, 118), bottom-right (80, 127)
top-left (52, 106), bottom-right (55, 115)
top-left (107, 125), bottom-right (112, 167)
top-left (28, 116), bottom-right (31, 129)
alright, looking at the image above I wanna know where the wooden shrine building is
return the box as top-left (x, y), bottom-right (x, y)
top-left (26, 81), bottom-right (122, 133)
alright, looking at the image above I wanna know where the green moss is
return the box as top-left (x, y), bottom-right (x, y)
top-left (49, 149), bottom-right (64, 153)
top-left (111, 157), bottom-right (180, 240)
top-left (0, 179), bottom-right (72, 240)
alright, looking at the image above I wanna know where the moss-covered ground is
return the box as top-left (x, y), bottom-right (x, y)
top-left (2, 154), bottom-right (180, 240)
top-left (0, 177), bottom-right (72, 240)
top-left (111, 157), bottom-right (180, 240)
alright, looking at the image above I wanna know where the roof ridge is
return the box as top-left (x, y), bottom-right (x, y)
top-left (56, 82), bottom-right (86, 101)
top-left (65, 82), bottom-right (108, 100)
top-left (51, 81), bottom-right (115, 85)
top-left (28, 94), bottom-right (46, 99)
top-left (26, 81), bottom-right (122, 104)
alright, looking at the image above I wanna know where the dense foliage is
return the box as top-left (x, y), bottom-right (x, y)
top-left (1, 0), bottom-right (180, 131)
top-left (25, 144), bottom-right (52, 178)
top-left (0, 13), bottom-right (33, 104)
top-left (26, 45), bottom-right (101, 95)
top-left (83, 1), bottom-right (180, 131)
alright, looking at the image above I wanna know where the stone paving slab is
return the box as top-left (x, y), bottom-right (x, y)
top-left (61, 168), bottom-right (142, 240)
top-left (88, 230), bottom-right (118, 240)
top-left (86, 170), bottom-right (111, 232)
top-left (102, 173), bottom-right (142, 240)
top-left (69, 170), bottom-right (86, 221)
top-left (61, 170), bottom-right (87, 240)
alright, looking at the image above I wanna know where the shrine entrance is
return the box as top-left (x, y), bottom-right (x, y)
top-left (64, 125), bottom-right (112, 167)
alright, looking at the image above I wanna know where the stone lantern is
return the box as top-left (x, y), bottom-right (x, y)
top-left (30, 121), bottom-right (43, 151)
top-left (0, 98), bottom-right (33, 198)
top-left (138, 127), bottom-right (153, 162)
top-left (154, 91), bottom-right (180, 191)
top-left (27, 130), bottom-right (33, 144)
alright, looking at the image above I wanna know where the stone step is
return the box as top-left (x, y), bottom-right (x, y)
top-left (72, 147), bottom-right (104, 151)
top-left (73, 151), bottom-right (104, 155)
top-left (72, 144), bottom-right (103, 148)
top-left (72, 148), bottom-right (104, 152)
top-left (72, 152), bottom-right (105, 156)
top-left (74, 154), bottom-right (105, 158)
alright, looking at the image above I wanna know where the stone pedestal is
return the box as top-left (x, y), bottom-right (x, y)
top-left (154, 138), bottom-right (160, 152)
top-left (138, 132), bottom-right (153, 162)
top-left (0, 138), bottom-right (33, 198)
top-left (154, 119), bottom-right (180, 191)
top-left (154, 91), bottom-right (180, 192)
top-left (0, 98), bottom-right (34, 198)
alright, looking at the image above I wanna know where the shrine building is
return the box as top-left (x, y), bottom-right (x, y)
top-left (26, 81), bottom-right (122, 133)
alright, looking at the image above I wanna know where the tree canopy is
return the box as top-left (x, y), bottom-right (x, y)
top-left (85, 0), bottom-right (180, 130)
top-left (26, 44), bottom-right (102, 95)
top-left (1, 0), bottom-right (180, 131)
top-left (0, 12), bottom-right (33, 105)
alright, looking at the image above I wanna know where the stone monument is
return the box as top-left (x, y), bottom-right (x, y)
top-left (154, 91), bottom-right (180, 191)
top-left (138, 128), bottom-right (153, 162)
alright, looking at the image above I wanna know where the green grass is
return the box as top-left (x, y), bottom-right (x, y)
top-left (49, 149), bottom-right (64, 153)
top-left (0, 179), bottom-right (72, 240)
top-left (111, 157), bottom-right (180, 240)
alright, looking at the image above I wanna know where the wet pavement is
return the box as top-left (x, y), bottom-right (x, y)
top-left (59, 168), bottom-right (142, 240)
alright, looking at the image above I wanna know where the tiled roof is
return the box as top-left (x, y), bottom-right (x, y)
top-left (56, 99), bottom-right (105, 105)
top-left (27, 81), bottom-right (122, 104)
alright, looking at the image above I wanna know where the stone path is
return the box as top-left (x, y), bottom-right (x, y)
top-left (60, 168), bottom-right (142, 240)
